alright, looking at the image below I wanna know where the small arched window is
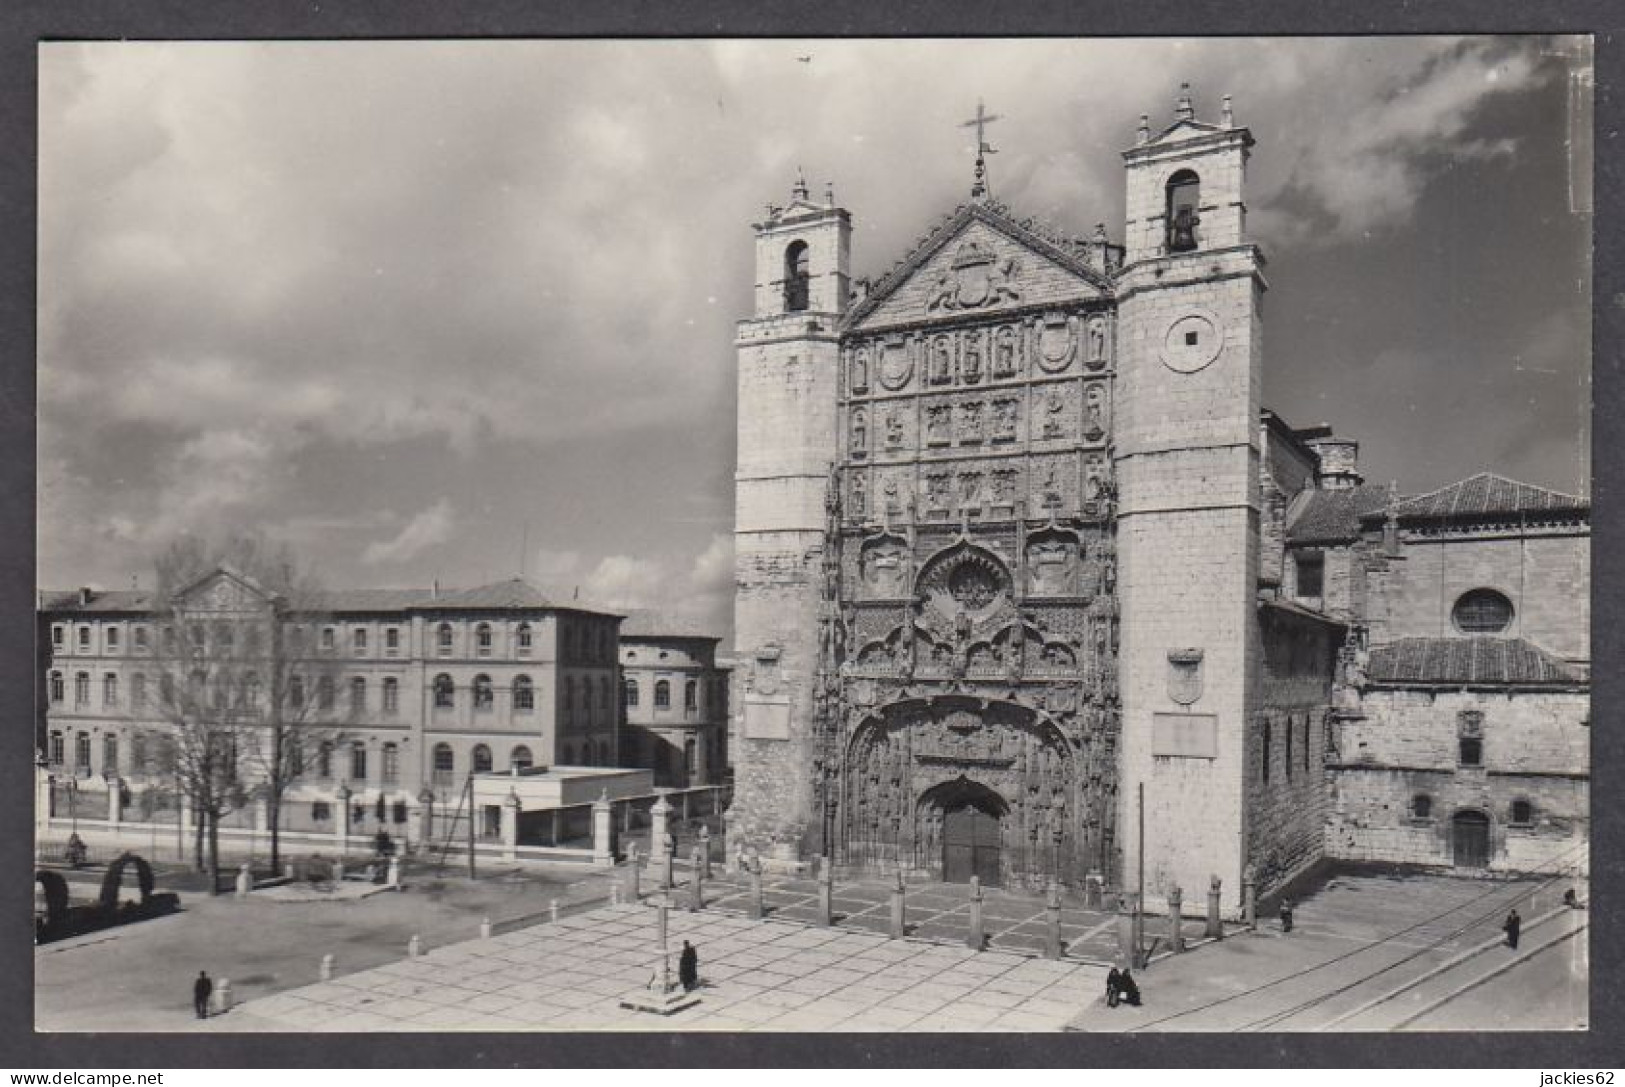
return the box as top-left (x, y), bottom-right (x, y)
top-left (1166, 169), bottom-right (1201, 253)
top-left (381, 742), bottom-right (399, 784)
top-left (685, 679), bottom-right (698, 712)
top-left (513, 675), bottom-right (534, 712)
top-left (317, 675), bottom-right (335, 710)
top-left (1511, 799), bottom-right (1533, 825)
top-left (511, 745), bottom-right (534, 771)
top-left (242, 672), bottom-right (261, 708)
top-left (1261, 718), bottom-right (1271, 784)
top-left (436, 623), bottom-right (454, 655)
top-left (655, 680), bottom-right (671, 709)
top-left (476, 623), bottom-right (493, 656)
top-left (350, 676), bottom-right (366, 714)
top-left (1412, 794), bottom-right (1432, 819)
top-left (103, 734), bottom-right (119, 777)
top-left (131, 673), bottom-right (147, 708)
top-left (433, 673), bottom-right (455, 709)
top-left (472, 743), bottom-right (493, 773)
top-left (382, 677), bottom-right (398, 714)
top-left (288, 675), bottom-right (304, 710)
top-left (516, 622), bottom-right (533, 654)
top-left (784, 240), bottom-right (811, 312)
top-left (74, 672), bottom-right (91, 706)
top-left (432, 742), bottom-right (454, 783)
top-left (473, 674), bottom-right (494, 711)
top-left (624, 678), bottom-right (639, 708)
top-left (48, 671), bottom-right (63, 703)
top-left (1453, 589), bottom-right (1514, 634)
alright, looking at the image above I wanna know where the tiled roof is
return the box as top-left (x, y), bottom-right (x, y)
top-left (41, 577), bottom-right (621, 617)
top-left (413, 578), bottom-right (558, 610)
top-left (1366, 637), bottom-right (1582, 687)
top-left (1286, 484), bottom-right (1389, 545)
top-left (1365, 472), bottom-right (1587, 524)
top-left (619, 608), bottom-right (722, 640)
top-left (311, 589), bottom-right (437, 612)
top-left (37, 589), bottom-right (156, 613)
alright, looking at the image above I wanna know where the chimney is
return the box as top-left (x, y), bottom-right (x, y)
top-left (431, 579), bottom-right (439, 600)
top-left (1303, 434), bottom-right (1362, 490)
top-left (78, 586), bottom-right (93, 606)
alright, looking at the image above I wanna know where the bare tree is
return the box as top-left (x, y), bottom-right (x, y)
top-left (150, 535), bottom-right (350, 888)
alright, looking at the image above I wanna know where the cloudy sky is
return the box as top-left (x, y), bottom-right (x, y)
top-left (37, 37), bottom-right (1591, 639)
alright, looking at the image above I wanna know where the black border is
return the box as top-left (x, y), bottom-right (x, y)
top-left (3, 0), bottom-right (1620, 1069)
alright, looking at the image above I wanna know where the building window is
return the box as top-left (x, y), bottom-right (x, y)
top-left (437, 623), bottom-right (453, 656)
top-left (685, 679), bottom-right (698, 712)
top-left (433, 673), bottom-right (455, 709)
top-left (476, 623), bottom-right (493, 657)
top-left (353, 627), bottom-right (367, 652)
top-left (162, 626), bottom-right (177, 654)
top-left (1452, 589), bottom-right (1514, 634)
top-left (131, 673), bottom-right (146, 709)
top-left (106, 627), bottom-right (120, 651)
top-left (1295, 552), bottom-right (1324, 599)
top-left (1458, 736), bottom-right (1483, 767)
top-left (289, 675), bottom-right (305, 710)
top-left (49, 671), bottom-right (63, 703)
top-left (382, 677), bottom-right (399, 714)
top-left (74, 672), bottom-right (90, 707)
top-left (432, 743), bottom-right (454, 785)
top-left (131, 732), bottom-right (148, 775)
top-left (516, 623), bottom-right (532, 655)
top-left (1285, 714), bottom-right (1294, 778)
top-left (473, 674), bottom-right (494, 711)
top-left (320, 627), bottom-right (336, 652)
top-left (317, 742), bottom-right (333, 780)
top-left (350, 677), bottom-right (366, 714)
top-left (624, 679), bottom-right (639, 708)
top-left (1165, 169), bottom-right (1201, 253)
top-left (350, 742), bottom-right (367, 781)
top-left (1412, 794), bottom-right (1433, 820)
top-left (317, 675), bottom-right (335, 710)
top-left (99, 672), bottom-right (118, 707)
top-left (513, 675), bottom-right (534, 712)
top-left (511, 745), bottom-right (533, 771)
top-left (472, 744), bottom-right (493, 773)
top-left (52, 625), bottom-right (64, 649)
top-left (240, 672), bottom-right (260, 709)
top-left (216, 623), bottom-right (234, 654)
top-left (1261, 719), bottom-right (1271, 784)
top-left (382, 743), bottom-right (399, 785)
top-left (655, 680), bottom-right (671, 710)
top-left (1510, 799), bottom-right (1533, 826)
top-left (75, 733), bottom-right (91, 774)
top-left (134, 625), bottom-right (149, 651)
top-left (312, 801), bottom-right (331, 823)
top-left (385, 626), bottom-right (400, 655)
top-left (78, 626), bottom-right (90, 650)
top-left (49, 732), bottom-right (64, 766)
top-left (784, 240), bottom-right (810, 312)
top-left (1303, 716), bottom-right (1311, 771)
top-left (102, 734), bottom-right (119, 777)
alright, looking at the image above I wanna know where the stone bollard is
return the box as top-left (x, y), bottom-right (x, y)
top-left (284, 862), bottom-right (296, 882)
top-left (626, 843), bottom-right (642, 901)
top-left (611, 883), bottom-right (621, 906)
top-left (387, 855), bottom-right (400, 889)
top-left (660, 847), bottom-right (675, 893)
top-left (550, 899), bottom-right (560, 924)
top-left (320, 953), bottom-right (334, 981)
top-left (1206, 876), bottom-right (1223, 939)
top-left (966, 876), bottom-right (985, 951)
top-left (480, 916), bottom-right (492, 940)
top-left (816, 860), bottom-right (834, 927)
top-left (334, 859), bottom-right (345, 883)
top-left (748, 864), bottom-right (765, 920)
top-left (234, 862), bottom-right (252, 899)
top-left (698, 826), bottom-right (712, 880)
top-left (408, 934), bottom-right (421, 959)
top-left (689, 847), bottom-right (704, 912)
top-left (1168, 885), bottom-right (1185, 954)
top-left (1085, 870), bottom-right (1103, 910)
top-left (889, 872), bottom-right (906, 939)
top-left (1045, 883), bottom-right (1063, 960)
top-left (1244, 866), bottom-right (1260, 928)
top-left (213, 978), bottom-right (232, 1015)
top-left (1116, 893), bottom-right (1137, 969)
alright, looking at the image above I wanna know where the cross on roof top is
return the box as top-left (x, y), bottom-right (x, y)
top-left (961, 98), bottom-right (1002, 199)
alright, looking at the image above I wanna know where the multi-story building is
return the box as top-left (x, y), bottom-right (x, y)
top-left (38, 569), bottom-right (624, 844)
top-left (617, 612), bottom-right (730, 788)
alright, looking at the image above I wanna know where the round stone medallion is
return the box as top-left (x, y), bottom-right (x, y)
top-left (1160, 310), bottom-right (1225, 373)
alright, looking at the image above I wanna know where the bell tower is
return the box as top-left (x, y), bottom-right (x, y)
top-left (1113, 86), bottom-right (1267, 911)
top-left (730, 175), bottom-right (850, 865)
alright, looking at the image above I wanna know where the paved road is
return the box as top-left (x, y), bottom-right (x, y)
top-left (1401, 912), bottom-right (1588, 1031)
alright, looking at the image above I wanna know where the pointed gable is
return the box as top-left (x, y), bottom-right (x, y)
top-left (845, 201), bottom-right (1112, 333)
top-left (170, 566), bottom-right (279, 613)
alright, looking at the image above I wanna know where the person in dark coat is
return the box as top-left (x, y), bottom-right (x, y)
top-left (1105, 967), bottom-right (1122, 1008)
top-left (1280, 897), bottom-right (1294, 934)
top-left (1117, 969), bottom-right (1141, 1007)
top-left (678, 940), bottom-right (699, 991)
top-left (193, 971), bottom-right (213, 1019)
top-left (1504, 908), bottom-right (1521, 949)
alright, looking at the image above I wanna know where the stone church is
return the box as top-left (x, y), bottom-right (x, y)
top-left (728, 88), bottom-right (1589, 911)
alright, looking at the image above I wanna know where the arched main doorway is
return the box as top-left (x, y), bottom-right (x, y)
top-left (923, 778), bottom-right (1007, 887)
top-left (1452, 809), bottom-right (1491, 869)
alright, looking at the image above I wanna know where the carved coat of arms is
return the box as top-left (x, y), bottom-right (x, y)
top-left (927, 241), bottom-right (1022, 312)
top-left (1167, 647), bottom-right (1204, 706)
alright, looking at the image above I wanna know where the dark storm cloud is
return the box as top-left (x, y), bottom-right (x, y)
top-left (38, 38), bottom-right (1590, 638)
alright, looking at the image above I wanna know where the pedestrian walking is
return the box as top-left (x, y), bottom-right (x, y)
top-left (193, 971), bottom-right (213, 1019)
top-left (1563, 888), bottom-right (1585, 910)
top-left (1503, 908), bottom-right (1521, 950)
top-left (1279, 897), bottom-right (1294, 934)
top-left (678, 940), bottom-right (699, 992)
top-left (1105, 967), bottom-right (1122, 1008)
top-left (1117, 968), bottom-right (1142, 1007)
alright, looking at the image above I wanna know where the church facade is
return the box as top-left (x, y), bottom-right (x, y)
top-left (728, 89), bottom-right (1589, 910)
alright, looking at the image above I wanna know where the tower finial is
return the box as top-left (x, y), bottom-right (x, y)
top-left (1221, 93), bottom-right (1234, 129)
top-left (793, 167), bottom-right (809, 202)
top-left (1137, 114), bottom-right (1150, 144)
top-left (1176, 82), bottom-right (1194, 122)
top-left (961, 97), bottom-right (1003, 201)
top-left (824, 180), bottom-right (835, 207)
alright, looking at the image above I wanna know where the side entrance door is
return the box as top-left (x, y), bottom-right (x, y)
top-left (943, 804), bottom-right (1002, 887)
top-left (1452, 810), bottom-right (1491, 869)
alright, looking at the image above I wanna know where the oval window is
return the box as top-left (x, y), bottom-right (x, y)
top-left (1452, 589), bottom-right (1513, 634)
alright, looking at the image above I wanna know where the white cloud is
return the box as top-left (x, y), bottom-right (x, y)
top-left (362, 499), bottom-right (455, 565)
